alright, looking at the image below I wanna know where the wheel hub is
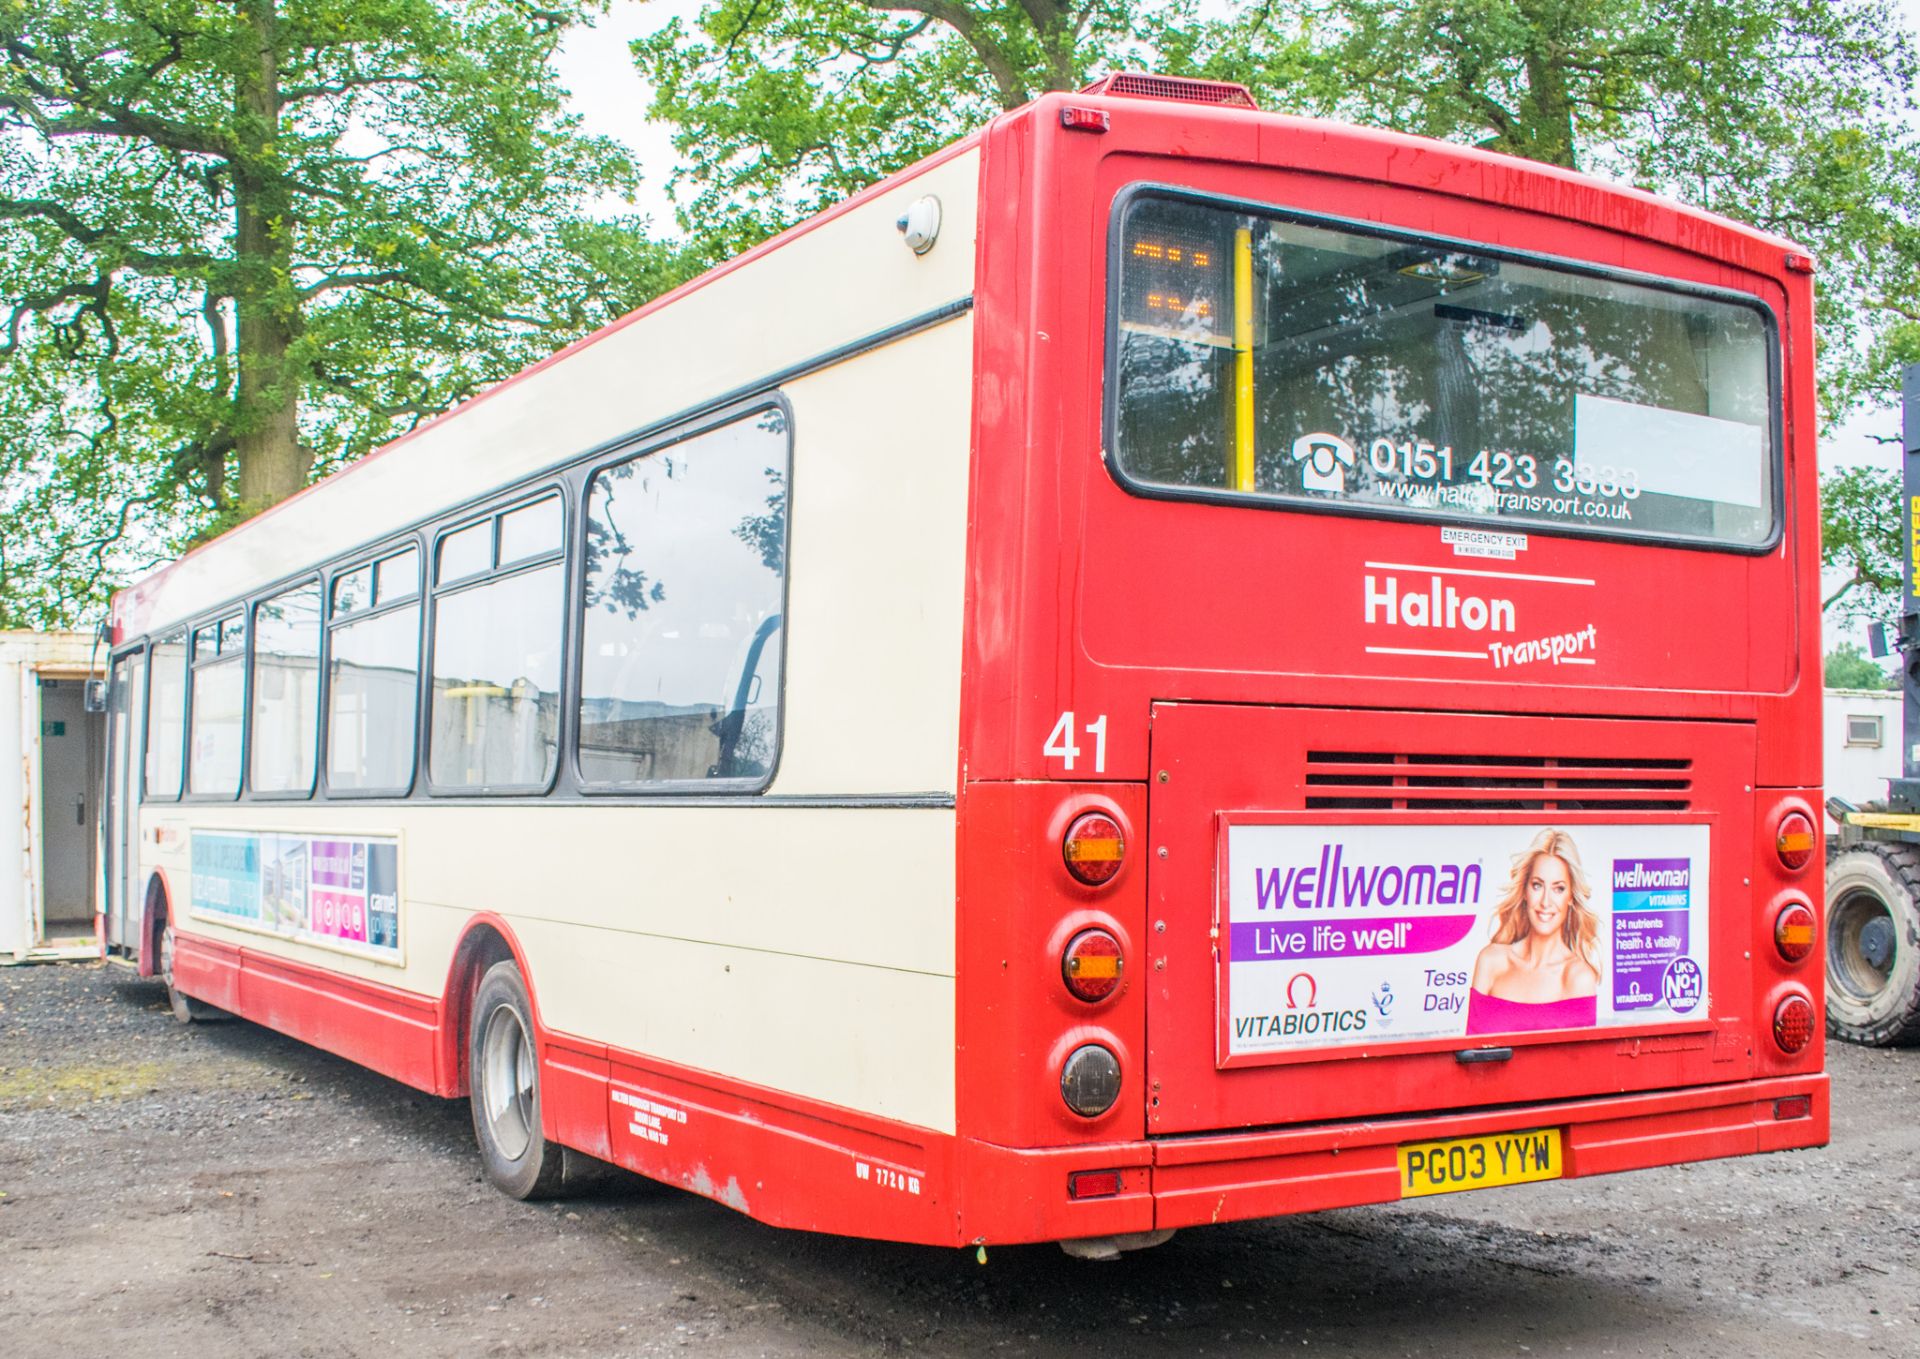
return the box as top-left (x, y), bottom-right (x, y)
top-left (480, 1004), bottom-right (536, 1162)
top-left (1860, 916), bottom-right (1896, 972)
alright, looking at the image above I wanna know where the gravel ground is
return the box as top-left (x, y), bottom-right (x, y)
top-left (0, 961), bottom-right (1914, 1359)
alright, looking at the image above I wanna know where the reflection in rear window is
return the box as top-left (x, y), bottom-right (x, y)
top-left (1109, 193), bottom-right (1776, 547)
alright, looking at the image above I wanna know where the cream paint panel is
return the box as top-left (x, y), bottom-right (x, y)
top-left (773, 319), bottom-right (972, 795)
top-left (129, 150), bottom-right (981, 635)
top-left (144, 801), bottom-right (959, 1130)
top-left (139, 804), bottom-right (463, 990)
top-left (152, 803), bottom-right (955, 980)
top-left (512, 915), bottom-right (956, 1132)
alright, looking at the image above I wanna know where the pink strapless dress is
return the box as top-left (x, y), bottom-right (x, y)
top-left (1465, 988), bottom-right (1596, 1035)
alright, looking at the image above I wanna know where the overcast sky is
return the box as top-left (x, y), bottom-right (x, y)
top-left (554, 0), bottom-right (1920, 476)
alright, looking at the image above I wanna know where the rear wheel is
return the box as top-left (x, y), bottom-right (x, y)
top-left (158, 918), bottom-right (224, 1024)
top-left (469, 960), bottom-right (567, 1199)
top-left (1825, 844), bottom-right (1920, 1046)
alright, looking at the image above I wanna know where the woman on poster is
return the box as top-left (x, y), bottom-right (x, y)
top-left (1467, 828), bottom-right (1602, 1034)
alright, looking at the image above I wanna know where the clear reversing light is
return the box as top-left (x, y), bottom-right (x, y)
top-left (1062, 928), bottom-right (1125, 1003)
top-left (1773, 900), bottom-right (1816, 964)
top-left (1064, 812), bottom-right (1126, 887)
top-left (1060, 1043), bottom-right (1122, 1118)
top-left (1773, 994), bottom-right (1816, 1055)
top-left (1775, 811), bottom-right (1816, 872)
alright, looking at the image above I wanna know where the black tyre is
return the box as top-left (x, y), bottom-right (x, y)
top-left (1824, 844), bottom-right (1920, 1046)
top-left (469, 961), bottom-right (567, 1199)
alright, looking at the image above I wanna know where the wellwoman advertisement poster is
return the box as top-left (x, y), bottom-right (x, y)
top-left (1220, 820), bottom-right (1710, 1058)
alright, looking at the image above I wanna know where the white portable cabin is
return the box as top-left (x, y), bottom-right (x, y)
top-left (1824, 686), bottom-right (1902, 813)
top-left (0, 631), bottom-right (106, 961)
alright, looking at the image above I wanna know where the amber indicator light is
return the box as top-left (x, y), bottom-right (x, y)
top-left (1773, 901), bottom-right (1816, 963)
top-left (1775, 811), bottom-right (1816, 871)
top-left (1062, 928), bottom-right (1125, 1003)
top-left (1064, 812), bottom-right (1126, 886)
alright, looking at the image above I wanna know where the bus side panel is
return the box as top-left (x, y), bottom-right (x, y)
top-left (600, 1050), bottom-right (956, 1244)
top-left (540, 1035), bottom-right (613, 1162)
top-left (242, 947), bottom-right (443, 1092)
top-left (167, 929), bottom-right (447, 1093)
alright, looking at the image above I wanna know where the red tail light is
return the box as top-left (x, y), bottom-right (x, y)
top-left (1772, 994), bottom-right (1816, 1054)
top-left (1773, 900), bottom-right (1815, 963)
top-left (1063, 812), bottom-right (1126, 886)
top-left (1067, 1169), bottom-right (1123, 1199)
top-left (1062, 928), bottom-right (1125, 1003)
top-left (1775, 811), bottom-right (1815, 871)
top-left (1773, 1095), bottom-right (1812, 1121)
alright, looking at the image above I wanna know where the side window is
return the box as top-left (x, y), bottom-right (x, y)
top-left (578, 408), bottom-right (789, 787)
top-left (251, 581), bottom-right (322, 795)
top-left (188, 613), bottom-right (246, 795)
top-left (145, 631), bottom-right (188, 799)
top-left (327, 547), bottom-right (421, 793)
top-left (428, 495), bottom-right (564, 790)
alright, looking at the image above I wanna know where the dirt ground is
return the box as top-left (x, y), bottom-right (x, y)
top-left (0, 962), bottom-right (1914, 1359)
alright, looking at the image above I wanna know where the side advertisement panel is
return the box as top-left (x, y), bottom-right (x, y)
top-left (190, 829), bottom-right (403, 962)
top-left (1220, 820), bottom-right (1709, 1060)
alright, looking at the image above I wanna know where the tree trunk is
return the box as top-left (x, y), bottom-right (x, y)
top-left (231, 0), bottom-right (309, 513)
top-left (1515, 6), bottom-right (1579, 170)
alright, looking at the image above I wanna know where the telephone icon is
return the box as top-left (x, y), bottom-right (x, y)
top-left (1292, 432), bottom-right (1356, 493)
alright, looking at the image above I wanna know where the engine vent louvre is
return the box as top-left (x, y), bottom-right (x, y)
top-left (1304, 750), bottom-right (1692, 812)
top-left (1078, 73), bottom-right (1260, 109)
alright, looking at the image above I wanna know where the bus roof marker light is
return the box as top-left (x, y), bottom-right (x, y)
top-left (1060, 106), bottom-right (1110, 133)
top-left (1064, 812), bottom-right (1126, 886)
top-left (896, 196), bottom-right (942, 255)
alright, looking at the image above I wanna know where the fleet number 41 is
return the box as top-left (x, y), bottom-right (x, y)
top-left (1044, 711), bottom-right (1108, 774)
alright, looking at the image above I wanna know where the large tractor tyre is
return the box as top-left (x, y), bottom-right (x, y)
top-left (1824, 843), bottom-right (1920, 1047)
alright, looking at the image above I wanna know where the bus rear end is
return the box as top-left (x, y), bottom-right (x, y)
top-left (953, 82), bottom-right (1825, 1250)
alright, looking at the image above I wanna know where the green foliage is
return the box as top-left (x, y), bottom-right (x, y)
top-left (0, 0), bottom-right (699, 628)
top-left (1821, 462), bottom-right (1903, 623)
top-left (1825, 641), bottom-right (1898, 690)
top-left (637, 0), bottom-right (1920, 427)
top-left (632, 0), bottom-right (1199, 255)
top-left (1205, 1), bottom-right (1920, 422)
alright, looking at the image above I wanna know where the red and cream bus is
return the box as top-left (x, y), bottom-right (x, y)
top-left (100, 75), bottom-right (1826, 1256)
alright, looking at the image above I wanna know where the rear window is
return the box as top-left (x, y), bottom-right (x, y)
top-left (1108, 190), bottom-right (1778, 548)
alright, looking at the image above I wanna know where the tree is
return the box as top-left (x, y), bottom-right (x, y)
top-left (1822, 462), bottom-right (1903, 623)
top-left (1825, 641), bottom-right (1898, 690)
top-left (632, 0), bottom-right (1197, 253)
top-left (1203, 1), bottom-right (1920, 419)
top-left (0, 0), bottom-right (692, 628)
top-left (640, 1), bottom-right (1920, 428)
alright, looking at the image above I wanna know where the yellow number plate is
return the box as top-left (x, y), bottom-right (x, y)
top-left (1397, 1128), bottom-right (1563, 1199)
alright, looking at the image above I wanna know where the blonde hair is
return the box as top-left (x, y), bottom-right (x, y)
top-left (1490, 828), bottom-right (1598, 970)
